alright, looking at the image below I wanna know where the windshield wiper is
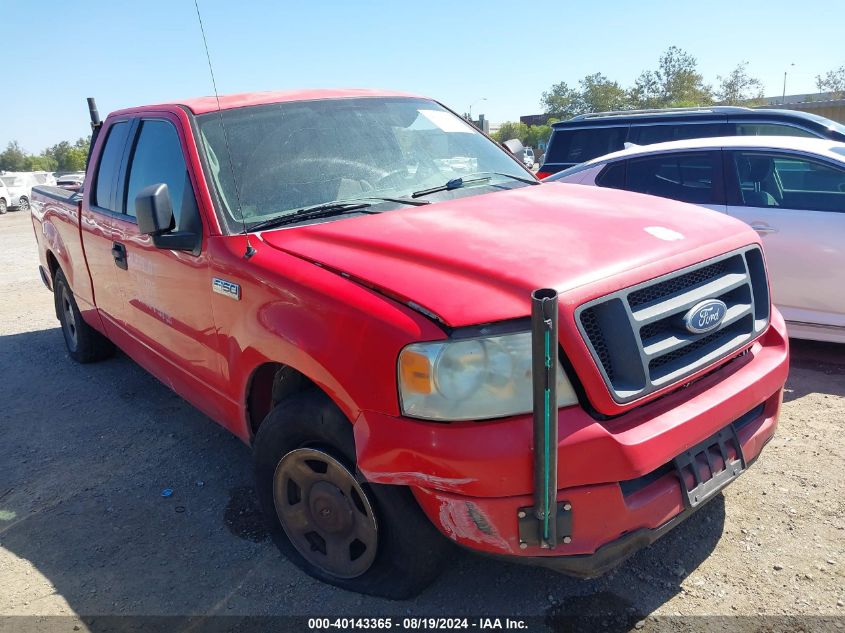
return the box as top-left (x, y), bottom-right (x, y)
top-left (411, 171), bottom-right (539, 199)
top-left (354, 195), bottom-right (430, 206)
top-left (249, 201), bottom-right (377, 232)
top-left (248, 196), bottom-right (429, 232)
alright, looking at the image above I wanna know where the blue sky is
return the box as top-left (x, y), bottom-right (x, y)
top-left (2, 0), bottom-right (843, 153)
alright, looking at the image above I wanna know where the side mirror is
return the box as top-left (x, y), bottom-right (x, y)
top-left (134, 182), bottom-right (201, 254)
top-left (135, 183), bottom-right (174, 236)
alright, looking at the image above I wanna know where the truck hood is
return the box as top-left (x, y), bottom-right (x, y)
top-left (260, 183), bottom-right (757, 328)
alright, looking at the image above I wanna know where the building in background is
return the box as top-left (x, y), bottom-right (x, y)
top-left (758, 91), bottom-right (845, 124)
top-left (520, 114), bottom-right (551, 127)
top-left (465, 114), bottom-right (490, 135)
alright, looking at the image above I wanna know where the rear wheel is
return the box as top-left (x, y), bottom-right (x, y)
top-left (254, 389), bottom-right (451, 598)
top-left (54, 269), bottom-right (115, 363)
top-left (17, 196), bottom-right (29, 212)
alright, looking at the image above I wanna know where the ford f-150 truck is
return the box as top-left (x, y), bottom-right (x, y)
top-left (31, 89), bottom-right (789, 599)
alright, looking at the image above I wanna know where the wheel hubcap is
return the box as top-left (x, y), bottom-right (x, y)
top-left (60, 285), bottom-right (78, 350)
top-left (273, 448), bottom-right (377, 579)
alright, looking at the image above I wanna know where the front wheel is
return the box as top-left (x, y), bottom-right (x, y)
top-left (254, 389), bottom-right (451, 598)
top-left (0, 198), bottom-right (7, 214)
top-left (54, 269), bottom-right (115, 363)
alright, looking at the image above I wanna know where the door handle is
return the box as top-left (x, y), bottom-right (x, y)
top-left (750, 223), bottom-right (777, 235)
top-left (111, 242), bottom-right (128, 270)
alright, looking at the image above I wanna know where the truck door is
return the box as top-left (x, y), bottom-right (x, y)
top-left (108, 115), bottom-right (226, 406)
top-left (80, 118), bottom-right (134, 337)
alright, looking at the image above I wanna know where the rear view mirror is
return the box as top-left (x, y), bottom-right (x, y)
top-left (135, 183), bottom-right (174, 236)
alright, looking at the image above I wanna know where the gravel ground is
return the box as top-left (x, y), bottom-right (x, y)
top-left (1, 209), bottom-right (843, 631)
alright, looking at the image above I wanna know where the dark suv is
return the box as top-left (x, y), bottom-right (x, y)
top-left (537, 106), bottom-right (845, 178)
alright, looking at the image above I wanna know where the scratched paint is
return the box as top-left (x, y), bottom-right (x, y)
top-left (358, 470), bottom-right (475, 489)
top-left (436, 497), bottom-right (509, 550)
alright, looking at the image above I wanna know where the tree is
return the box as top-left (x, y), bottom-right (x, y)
top-left (540, 81), bottom-right (581, 119)
top-left (628, 71), bottom-right (663, 109)
top-left (578, 73), bottom-right (628, 113)
top-left (716, 62), bottom-right (764, 105)
top-left (524, 124), bottom-right (552, 150)
top-left (27, 155), bottom-right (58, 172)
top-left (0, 141), bottom-right (29, 171)
top-left (629, 46), bottom-right (713, 108)
top-left (491, 122), bottom-right (552, 151)
top-left (492, 121), bottom-right (529, 143)
top-left (816, 66), bottom-right (845, 98)
top-left (45, 137), bottom-right (90, 172)
top-left (0, 137), bottom-right (89, 173)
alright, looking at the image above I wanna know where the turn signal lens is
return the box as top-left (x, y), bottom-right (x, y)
top-left (399, 349), bottom-right (432, 394)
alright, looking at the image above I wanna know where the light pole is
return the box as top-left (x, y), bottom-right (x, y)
top-left (468, 97), bottom-right (487, 121)
top-left (782, 63), bottom-right (795, 104)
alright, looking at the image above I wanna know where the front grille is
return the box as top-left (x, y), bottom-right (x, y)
top-left (577, 246), bottom-right (770, 403)
top-left (628, 260), bottom-right (729, 309)
top-left (579, 308), bottom-right (615, 382)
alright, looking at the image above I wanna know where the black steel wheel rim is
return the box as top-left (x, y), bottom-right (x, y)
top-left (60, 284), bottom-right (78, 350)
top-left (273, 447), bottom-right (378, 579)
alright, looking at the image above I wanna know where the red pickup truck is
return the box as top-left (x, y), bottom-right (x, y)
top-left (31, 89), bottom-right (788, 598)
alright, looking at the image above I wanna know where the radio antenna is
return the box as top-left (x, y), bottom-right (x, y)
top-left (193, 0), bottom-right (256, 258)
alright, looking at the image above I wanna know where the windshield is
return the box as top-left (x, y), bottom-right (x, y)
top-left (1, 177), bottom-right (21, 187)
top-left (196, 97), bottom-right (532, 230)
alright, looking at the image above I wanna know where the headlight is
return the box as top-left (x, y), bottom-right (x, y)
top-left (398, 331), bottom-right (578, 421)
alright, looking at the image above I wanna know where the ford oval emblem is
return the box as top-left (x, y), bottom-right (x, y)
top-left (683, 299), bottom-right (727, 334)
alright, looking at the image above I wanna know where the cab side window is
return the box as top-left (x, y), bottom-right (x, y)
top-left (628, 123), bottom-right (729, 146)
top-left (596, 161), bottom-right (626, 189)
top-left (730, 151), bottom-right (845, 212)
top-left (624, 152), bottom-right (720, 205)
top-left (125, 120), bottom-right (199, 231)
top-left (735, 123), bottom-right (818, 139)
top-left (93, 121), bottom-right (130, 211)
top-left (546, 127), bottom-right (627, 165)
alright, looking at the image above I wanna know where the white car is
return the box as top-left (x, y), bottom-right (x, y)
top-left (56, 172), bottom-right (86, 191)
top-left (0, 175), bottom-right (26, 210)
top-left (547, 136), bottom-right (845, 343)
top-left (523, 147), bottom-right (535, 168)
top-left (0, 180), bottom-right (10, 214)
top-left (0, 172), bottom-right (55, 211)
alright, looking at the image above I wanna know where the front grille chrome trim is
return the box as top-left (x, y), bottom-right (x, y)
top-left (575, 246), bottom-right (770, 404)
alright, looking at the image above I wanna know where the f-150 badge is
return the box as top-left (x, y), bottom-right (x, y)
top-left (213, 278), bottom-right (241, 300)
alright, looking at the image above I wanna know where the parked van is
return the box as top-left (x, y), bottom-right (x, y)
top-left (537, 106), bottom-right (845, 178)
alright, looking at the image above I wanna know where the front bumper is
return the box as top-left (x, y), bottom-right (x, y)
top-left (353, 311), bottom-right (788, 569)
top-left (497, 481), bottom-right (721, 578)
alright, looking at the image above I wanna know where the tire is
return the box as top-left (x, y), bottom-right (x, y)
top-left (254, 389), bottom-right (451, 599)
top-left (0, 198), bottom-right (6, 214)
top-left (17, 196), bottom-right (29, 212)
top-left (53, 269), bottom-right (115, 363)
